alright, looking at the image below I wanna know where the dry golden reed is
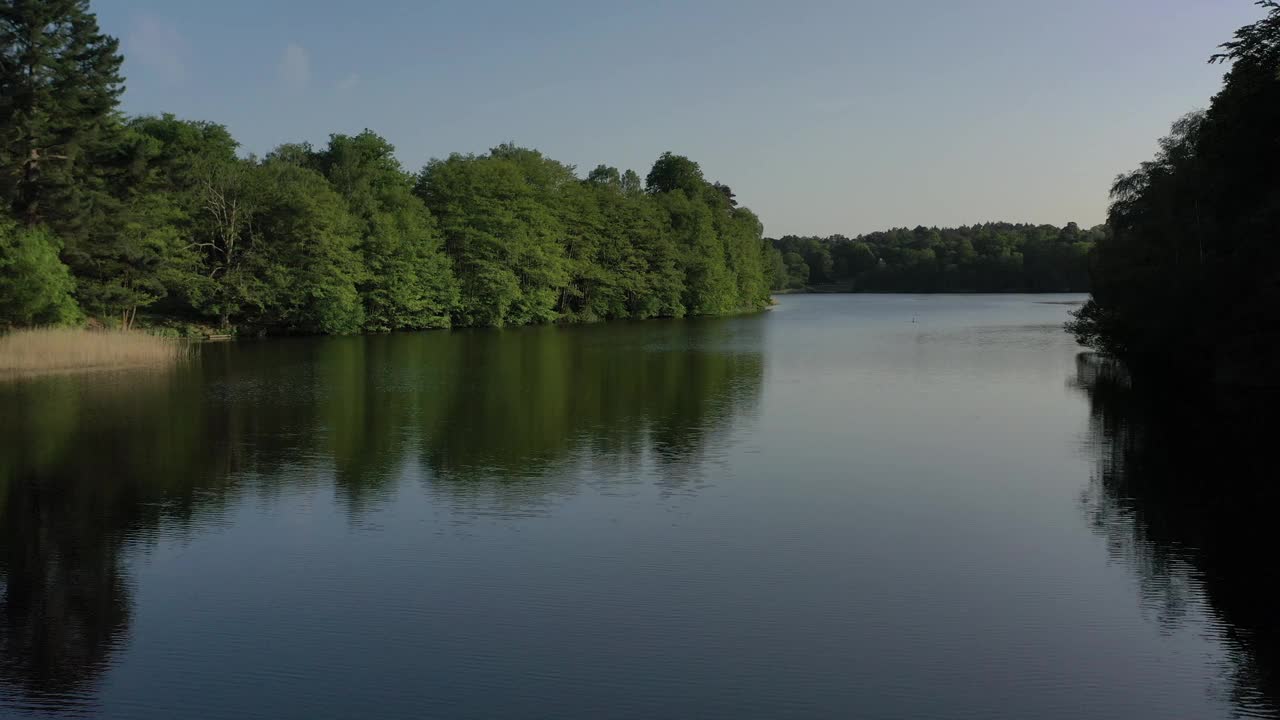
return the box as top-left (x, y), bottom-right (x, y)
top-left (0, 327), bottom-right (189, 376)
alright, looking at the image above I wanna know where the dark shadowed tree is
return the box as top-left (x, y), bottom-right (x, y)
top-left (645, 152), bottom-right (706, 196)
top-left (1069, 1), bottom-right (1280, 383)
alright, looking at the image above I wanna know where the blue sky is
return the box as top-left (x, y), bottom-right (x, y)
top-left (96, 0), bottom-right (1261, 236)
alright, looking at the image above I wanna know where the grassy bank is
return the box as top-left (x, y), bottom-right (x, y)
top-left (0, 327), bottom-right (189, 377)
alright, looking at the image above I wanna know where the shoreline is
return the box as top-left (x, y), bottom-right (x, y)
top-left (773, 288), bottom-right (1089, 296)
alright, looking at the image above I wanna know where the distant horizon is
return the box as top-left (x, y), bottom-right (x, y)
top-left (98, 1), bottom-right (1261, 237)
top-left (762, 218), bottom-right (1106, 240)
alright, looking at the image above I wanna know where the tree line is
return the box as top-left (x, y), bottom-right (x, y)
top-left (0, 1), bottom-right (772, 334)
top-left (1069, 2), bottom-right (1280, 384)
top-left (766, 222), bottom-right (1101, 293)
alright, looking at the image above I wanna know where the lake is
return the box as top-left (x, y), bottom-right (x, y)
top-left (1, 294), bottom-right (1275, 719)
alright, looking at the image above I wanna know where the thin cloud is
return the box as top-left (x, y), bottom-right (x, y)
top-left (279, 43), bottom-right (310, 92)
top-left (127, 14), bottom-right (187, 85)
top-left (336, 73), bottom-right (361, 92)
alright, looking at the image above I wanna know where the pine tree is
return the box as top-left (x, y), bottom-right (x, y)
top-left (0, 0), bottom-right (125, 234)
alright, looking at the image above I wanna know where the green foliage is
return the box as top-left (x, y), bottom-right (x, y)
top-left (0, 0), bottom-right (171, 330)
top-left (416, 149), bottom-right (570, 327)
top-left (722, 208), bottom-right (771, 309)
top-left (1, 1), bottom-right (771, 335)
top-left (100, 115), bottom-right (244, 326)
top-left (411, 147), bottom-right (769, 328)
top-left (248, 160), bottom-right (365, 334)
top-left (659, 188), bottom-right (733, 313)
top-left (645, 152), bottom-right (706, 196)
top-left (1070, 2), bottom-right (1280, 382)
top-left (782, 251), bottom-right (810, 289)
top-left (0, 0), bottom-right (124, 236)
top-left (0, 1), bottom-right (156, 325)
top-left (313, 131), bottom-right (458, 331)
top-left (766, 245), bottom-right (788, 290)
top-left (188, 157), bottom-right (261, 328)
top-left (0, 219), bottom-right (81, 326)
top-left (611, 181), bottom-right (686, 319)
top-left (645, 154), bottom-right (768, 315)
top-left (770, 223), bottom-right (1099, 292)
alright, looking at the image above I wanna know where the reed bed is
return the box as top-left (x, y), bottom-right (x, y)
top-left (0, 327), bottom-right (189, 376)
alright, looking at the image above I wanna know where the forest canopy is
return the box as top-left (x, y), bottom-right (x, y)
top-left (766, 222), bottom-right (1101, 293)
top-left (0, 2), bottom-right (771, 333)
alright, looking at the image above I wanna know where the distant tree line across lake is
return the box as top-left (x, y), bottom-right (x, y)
top-left (765, 222), bottom-right (1101, 293)
top-left (0, 1), bottom-right (772, 335)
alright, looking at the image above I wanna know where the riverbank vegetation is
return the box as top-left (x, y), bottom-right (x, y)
top-left (0, 327), bottom-right (186, 376)
top-left (1068, 2), bottom-right (1280, 385)
top-left (766, 222), bottom-right (1101, 293)
top-left (0, 1), bottom-right (772, 336)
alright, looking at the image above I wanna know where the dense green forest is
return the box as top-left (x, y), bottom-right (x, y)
top-left (1069, 2), bottom-right (1280, 384)
top-left (0, 1), bottom-right (771, 334)
top-left (768, 222), bottom-right (1101, 293)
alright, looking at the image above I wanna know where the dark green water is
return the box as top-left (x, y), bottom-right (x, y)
top-left (0, 295), bottom-right (1275, 719)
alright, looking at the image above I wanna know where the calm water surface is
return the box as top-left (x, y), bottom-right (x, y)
top-left (1, 294), bottom-right (1275, 719)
